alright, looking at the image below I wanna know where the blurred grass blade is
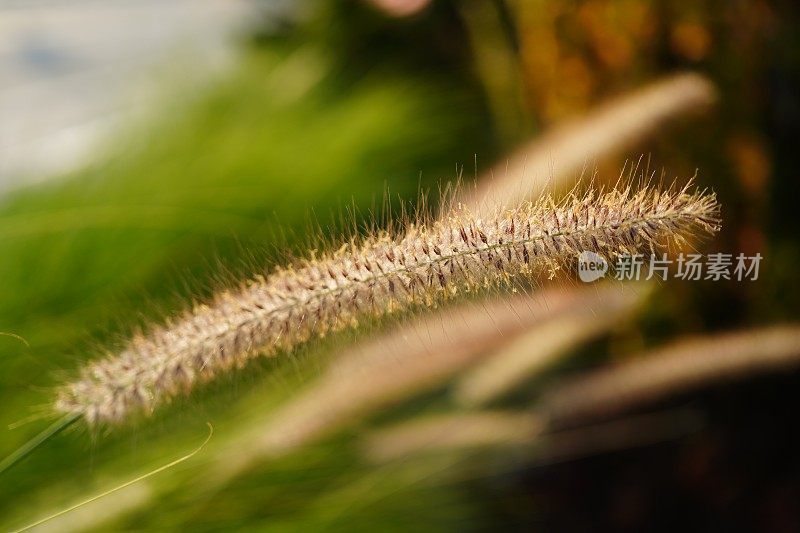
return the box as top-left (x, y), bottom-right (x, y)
top-left (0, 414), bottom-right (79, 476)
top-left (10, 423), bottom-right (213, 533)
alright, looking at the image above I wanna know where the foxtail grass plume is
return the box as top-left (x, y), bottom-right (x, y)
top-left (362, 408), bottom-right (701, 465)
top-left (543, 324), bottom-right (800, 424)
top-left (56, 182), bottom-right (720, 425)
top-left (452, 290), bottom-right (648, 407)
top-left (362, 411), bottom-right (542, 462)
top-left (464, 73), bottom-right (716, 213)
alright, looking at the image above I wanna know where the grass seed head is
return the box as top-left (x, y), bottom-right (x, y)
top-left (56, 182), bottom-right (720, 425)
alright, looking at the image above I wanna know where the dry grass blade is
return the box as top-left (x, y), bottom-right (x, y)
top-left (543, 325), bottom-right (800, 424)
